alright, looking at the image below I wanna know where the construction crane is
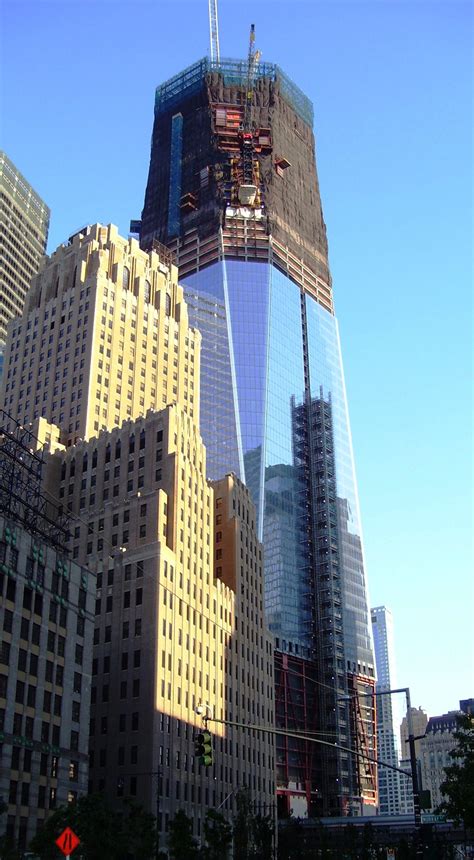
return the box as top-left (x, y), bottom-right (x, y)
top-left (243, 24), bottom-right (261, 131)
top-left (209, 0), bottom-right (220, 64)
top-left (238, 24), bottom-right (261, 205)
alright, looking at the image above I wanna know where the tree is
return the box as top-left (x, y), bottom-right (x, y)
top-left (233, 789), bottom-right (274, 860)
top-left (233, 789), bottom-right (253, 860)
top-left (167, 809), bottom-right (200, 860)
top-left (29, 793), bottom-right (156, 860)
top-left (439, 713), bottom-right (474, 827)
top-left (252, 812), bottom-right (274, 859)
top-left (201, 809), bottom-right (232, 860)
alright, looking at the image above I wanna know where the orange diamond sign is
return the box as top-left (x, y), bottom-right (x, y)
top-left (55, 828), bottom-right (80, 856)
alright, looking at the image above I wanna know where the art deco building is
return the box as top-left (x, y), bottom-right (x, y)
top-left (0, 152), bottom-right (50, 372)
top-left (419, 700), bottom-right (473, 813)
top-left (0, 223), bottom-right (197, 446)
top-left (1, 224), bottom-right (275, 842)
top-left (0, 417), bottom-right (94, 849)
top-left (371, 606), bottom-right (401, 815)
top-left (136, 54), bottom-right (376, 815)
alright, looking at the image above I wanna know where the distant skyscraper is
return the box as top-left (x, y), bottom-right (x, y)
top-left (399, 706), bottom-right (428, 815)
top-left (0, 152), bottom-right (50, 369)
top-left (371, 606), bottom-right (401, 815)
top-left (138, 55), bottom-right (376, 814)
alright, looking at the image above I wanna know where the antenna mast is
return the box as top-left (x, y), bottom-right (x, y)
top-left (209, 0), bottom-right (220, 64)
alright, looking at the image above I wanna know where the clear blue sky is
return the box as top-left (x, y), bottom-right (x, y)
top-left (1, 0), bottom-right (472, 719)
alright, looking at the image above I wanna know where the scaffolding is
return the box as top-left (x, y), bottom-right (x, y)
top-left (0, 410), bottom-right (70, 551)
top-left (155, 57), bottom-right (314, 126)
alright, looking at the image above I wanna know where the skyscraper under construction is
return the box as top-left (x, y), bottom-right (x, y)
top-left (137, 47), bottom-right (377, 815)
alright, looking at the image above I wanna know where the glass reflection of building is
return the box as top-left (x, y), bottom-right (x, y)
top-left (137, 56), bottom-right (376, 816)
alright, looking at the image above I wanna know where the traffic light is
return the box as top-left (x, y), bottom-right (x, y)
top-left (194, 729), bottom-right (213, 767)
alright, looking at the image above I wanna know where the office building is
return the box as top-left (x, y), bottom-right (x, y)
top-left (419, 700), bottom-right (473, 813)
top-left (0, 152), bottom-right (50, 375)
top-left (136, 53), bottom-right (376, 814)
top-left (399, 707), bottom-right (428, 815)
top-left (371, 606), bottom-right (401, 815)
top-left (0, 416), bottom-right (94, 848)
top-left (1, 225), bottom-right (275, 842)
top-left (0, 223), bottom-right (196, 446)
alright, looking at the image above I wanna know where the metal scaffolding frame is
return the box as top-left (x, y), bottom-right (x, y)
top-left (0, 410), bottom-right (70, 551)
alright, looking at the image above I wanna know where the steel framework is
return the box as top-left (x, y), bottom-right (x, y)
top-left (0, 410), bottom-right (70, 551)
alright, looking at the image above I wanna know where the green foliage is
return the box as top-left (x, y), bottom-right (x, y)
top-left (0, 835), bottom-right (21, 860)
top-left (233, 789), bottom-right (274, 860)
top-left (438, 713), bottom-right (474, 827)
top-left (167, 809), bottom-right (200, 860)
top-left (29, 794), bottom-right (156, 860)
top-left (201, 809), bottom-right (232, 860)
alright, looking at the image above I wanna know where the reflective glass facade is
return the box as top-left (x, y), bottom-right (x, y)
top-left (182, 259), bottom-right (372, 672)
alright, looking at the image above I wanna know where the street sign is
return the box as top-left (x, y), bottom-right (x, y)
top-left (55, 828), bottom-right (80, 856)
top-left (421, 813), bottom-right (446, 823)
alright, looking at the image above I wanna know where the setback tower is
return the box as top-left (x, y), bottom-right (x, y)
top-left (138, 54), bottom-right (376, 815)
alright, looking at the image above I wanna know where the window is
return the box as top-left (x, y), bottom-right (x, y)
top-left (122, 267), bottom-right (130, 290)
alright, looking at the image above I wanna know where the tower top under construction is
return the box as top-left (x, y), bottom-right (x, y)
top-left (138, 56), bottom-right (332, 311)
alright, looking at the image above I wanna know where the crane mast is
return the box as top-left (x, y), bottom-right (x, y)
top-left (209, 0), bottom-right (220, 64)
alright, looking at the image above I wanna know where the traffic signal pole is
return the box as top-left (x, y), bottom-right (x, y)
top-left (200, 714), bottom-right (413, 779)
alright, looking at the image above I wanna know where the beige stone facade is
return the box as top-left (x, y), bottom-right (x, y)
top-left (1, 224), bottom-right (276, 844)
top-left (46, 406), bottom-right (275, 841)
top-left (1, 224), bottom-right (199, 446)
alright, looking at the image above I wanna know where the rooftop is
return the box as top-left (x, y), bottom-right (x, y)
top-left (155, 56), bottom-right (314, 127)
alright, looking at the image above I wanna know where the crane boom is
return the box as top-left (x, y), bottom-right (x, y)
top-left (208, 0), bottom-right (220, 64)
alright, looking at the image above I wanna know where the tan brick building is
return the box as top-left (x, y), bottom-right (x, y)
top-left (0, 223), bottom-right (198, 446)
top-left (1, 225), bottom-right (275, 846)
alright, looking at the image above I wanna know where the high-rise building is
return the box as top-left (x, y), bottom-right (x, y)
top-left (371, 606), bottom-right (401, 815)
top-left (136, 54), bottom-right (376, 815)
top-left (399, 706), bottom-right (428, 815)
top-left (0, 416), bottom-right (94, 849)
top-left (0, 152), bottom-right (50, 374)
top-left (0, 225), bottom-right (275, 844)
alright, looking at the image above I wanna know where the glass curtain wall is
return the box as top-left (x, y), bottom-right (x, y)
top-left (182, 260), bottom-right (372, 670)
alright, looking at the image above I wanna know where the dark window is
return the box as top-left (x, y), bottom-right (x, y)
top-left (5, 580), bottom-right (16, 602)
top-left (0, 642), bottom-right (10, 665)
top-left (22, 587), bottom-right (32, 611)
top-left (15, 680), bottom-right (25, 704)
